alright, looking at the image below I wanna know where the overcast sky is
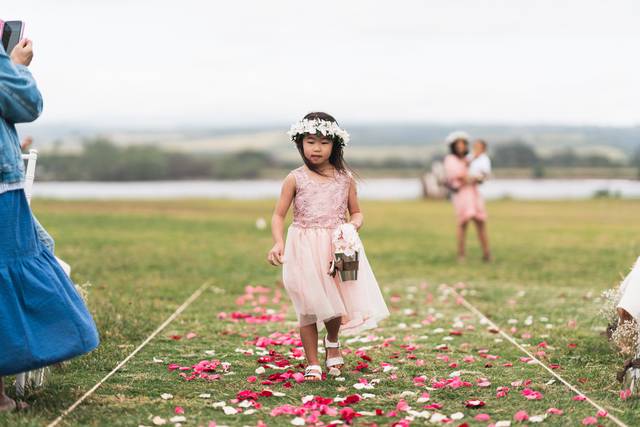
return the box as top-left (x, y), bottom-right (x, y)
top-left (3, 0), bottom-right (639, 127)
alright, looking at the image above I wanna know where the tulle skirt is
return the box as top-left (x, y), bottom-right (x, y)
top-left (0, 190), bottom-right (99, 376)
top-left (282, 225), bottom-right (389, 336)
top-left (618, 256), bottom-right (640, 322)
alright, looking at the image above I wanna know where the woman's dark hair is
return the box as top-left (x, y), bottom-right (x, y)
top-left (294, 112), bottom-right (355, 178)
top-left (449, 139), bottom-right (469, 158)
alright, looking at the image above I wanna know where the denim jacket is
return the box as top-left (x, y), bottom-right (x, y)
top-left (0, 45), bottom-right (52, 251)
top-left (0, 44), bottom-right (43, 184)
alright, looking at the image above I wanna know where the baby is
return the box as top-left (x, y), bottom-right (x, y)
top-left (467, 139), bottom-right (491, 183)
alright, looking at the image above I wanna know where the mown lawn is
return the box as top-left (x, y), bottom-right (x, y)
top-left (2, 198), bottom-right (640, 427)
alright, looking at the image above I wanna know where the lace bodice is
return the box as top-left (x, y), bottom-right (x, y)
top-left (291, 166), bottom-right (351, 229)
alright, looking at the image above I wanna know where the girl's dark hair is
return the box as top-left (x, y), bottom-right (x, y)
top-left (294, 112), bottom-right (355, 178)
top-left (449, 139), bottom-right (469, 158)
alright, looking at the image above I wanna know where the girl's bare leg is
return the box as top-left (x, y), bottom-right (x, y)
top-left (473, 219), bottom-right (491, 261)
top-left (324, 317), bottom-right (343, 367)
top-left (300, 323), bottom-right (321, 379)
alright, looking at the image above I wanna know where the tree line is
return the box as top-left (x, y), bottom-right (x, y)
top-left (36, 138), bottom-right (639, 181)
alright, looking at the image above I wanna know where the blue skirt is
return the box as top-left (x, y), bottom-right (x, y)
top-left (0, 190), bottom-right (99, 376)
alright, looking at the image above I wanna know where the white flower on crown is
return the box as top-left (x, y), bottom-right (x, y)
top-left (287, 118), bottom-right (350, 146)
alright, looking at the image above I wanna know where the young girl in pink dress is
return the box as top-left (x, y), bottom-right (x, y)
top-left (443, 131), bottom-right (491, 262)
top-left (268, 112), bottom-right (389, 381)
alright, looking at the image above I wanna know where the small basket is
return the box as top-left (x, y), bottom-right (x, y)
top-left (331, 251), bottom-right (359, 281)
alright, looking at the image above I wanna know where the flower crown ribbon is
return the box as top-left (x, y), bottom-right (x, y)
top-left (287, 118), bottom-right (350, 146)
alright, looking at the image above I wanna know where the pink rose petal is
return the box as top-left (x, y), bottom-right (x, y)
top-left (514, 410), bottom-right (529, 422)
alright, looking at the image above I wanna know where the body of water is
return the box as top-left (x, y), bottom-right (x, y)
top-left (30, 179), bottom-right (640, 200)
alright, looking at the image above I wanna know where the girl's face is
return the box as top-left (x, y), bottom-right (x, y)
top-left (302, 133), bottom-right (333, 166)
top-left (454, 140), bottom-right (468, 156)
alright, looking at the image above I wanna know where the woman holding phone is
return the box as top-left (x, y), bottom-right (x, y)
top-left (0, 36), bottom-right (99, 412)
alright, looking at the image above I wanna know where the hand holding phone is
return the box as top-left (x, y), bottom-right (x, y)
top-left (10, 38), bottom-right (33, 66)
top-left (2, 20), bottom-right (26, 58)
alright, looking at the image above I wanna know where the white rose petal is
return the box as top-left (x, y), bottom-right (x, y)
top-left (169, 416), bottom-right (186, 423)
top-left (430, 413), bottom-right (447, 422)
top-left (222, 406), bottom-right (238, 415)
top-left (152, 416), bottom-right (167, 426)
top-left (408, 410), bottom-right (431, 419)
top-left (198, 393), bottom-right (211, 399)
top-left (160, 393), bottom-right (173, 400)
top-left (450, 412), bottom-right (464, 420)
top-left (238, 400), bottom-right (253, 408)
top-left (291, 417), bottom-right (306, 426)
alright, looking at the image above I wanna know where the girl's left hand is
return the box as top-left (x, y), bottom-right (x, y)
top-left (349, 221), bottom-right (361, 231)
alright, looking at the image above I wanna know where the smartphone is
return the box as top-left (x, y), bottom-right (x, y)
top-left (2, 21), bottom-right (25, 55)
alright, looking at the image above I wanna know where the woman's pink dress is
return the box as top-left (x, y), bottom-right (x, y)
top-left (282, 166), bottom-right (389, 335)
top-left (444, 154), bottom-right (488, 224)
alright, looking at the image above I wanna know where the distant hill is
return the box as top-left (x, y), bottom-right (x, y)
top-left (20, 122), bottom-right (640, 162)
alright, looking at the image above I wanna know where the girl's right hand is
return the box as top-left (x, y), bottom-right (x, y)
top-left (267, 242), bottom-right (284, 266)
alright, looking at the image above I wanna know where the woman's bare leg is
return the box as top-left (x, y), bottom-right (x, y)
top-left (473, 219), bottom-right (491, 261)
top-left (457, 221), bottom-right (468, 261)
top-left (0, 377), bottom-right (16, 412)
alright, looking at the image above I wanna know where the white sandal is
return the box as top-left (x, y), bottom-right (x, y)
top-left (304, 365), bottom-right (323, 382)
top-left (324, 335), bottom-right (345, 376)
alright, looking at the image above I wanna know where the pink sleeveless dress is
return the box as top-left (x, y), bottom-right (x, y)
top-left (444, 154), bottom-right (488, 225)
top-left (282, 166), bottom-right (389, 335)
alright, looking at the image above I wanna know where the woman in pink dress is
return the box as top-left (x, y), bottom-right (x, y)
top-left (443, 131), bottom-right (491, 262)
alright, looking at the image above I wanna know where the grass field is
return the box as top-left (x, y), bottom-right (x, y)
top-left (2, 198), bottom-right (640, 427)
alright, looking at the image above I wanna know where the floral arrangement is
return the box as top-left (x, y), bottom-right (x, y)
top-left (612, 321), bottom-right (640, 357)
top-left (332, 223), bottom-right (361, 256)
top-left (329, 223), bottom-right (362, 281)
top-left (287, 118), bottom-right (350, 146)
top-left (599, 285), bottom-right (623, 330)
top-left (598, 283), bottom-right (640, 357)
top-left (74, 281), bottom-right (92, 303)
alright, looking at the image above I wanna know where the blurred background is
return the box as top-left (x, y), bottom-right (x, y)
top-left (4, 0), bottom-right (640, 200)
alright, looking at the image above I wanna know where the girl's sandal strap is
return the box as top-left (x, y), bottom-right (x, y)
top-left (324, 335), bottom-right (341, 349)
top-left (304, 365), bottom-right (322, 380)
top-left (326, 357), bottom-right (345, 368)
top-left (326, 356), bottom-right (344, 377)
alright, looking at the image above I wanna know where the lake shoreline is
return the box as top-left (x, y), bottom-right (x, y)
top-left (30, 178), bottom-right (640, 201)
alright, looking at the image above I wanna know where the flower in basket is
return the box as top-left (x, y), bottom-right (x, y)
top-left (329, 224), bottom-right (363, 281)
top-left (332, 223), bottom-right (362, 256)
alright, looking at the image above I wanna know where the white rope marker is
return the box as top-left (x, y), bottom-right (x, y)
top-left (46, 281), bottom-right (210, 427)
top-left (445, 285), bottom-right (629, 427)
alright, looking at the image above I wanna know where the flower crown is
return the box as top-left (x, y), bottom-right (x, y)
top-left (287, 118), bottom-right (350, 146)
